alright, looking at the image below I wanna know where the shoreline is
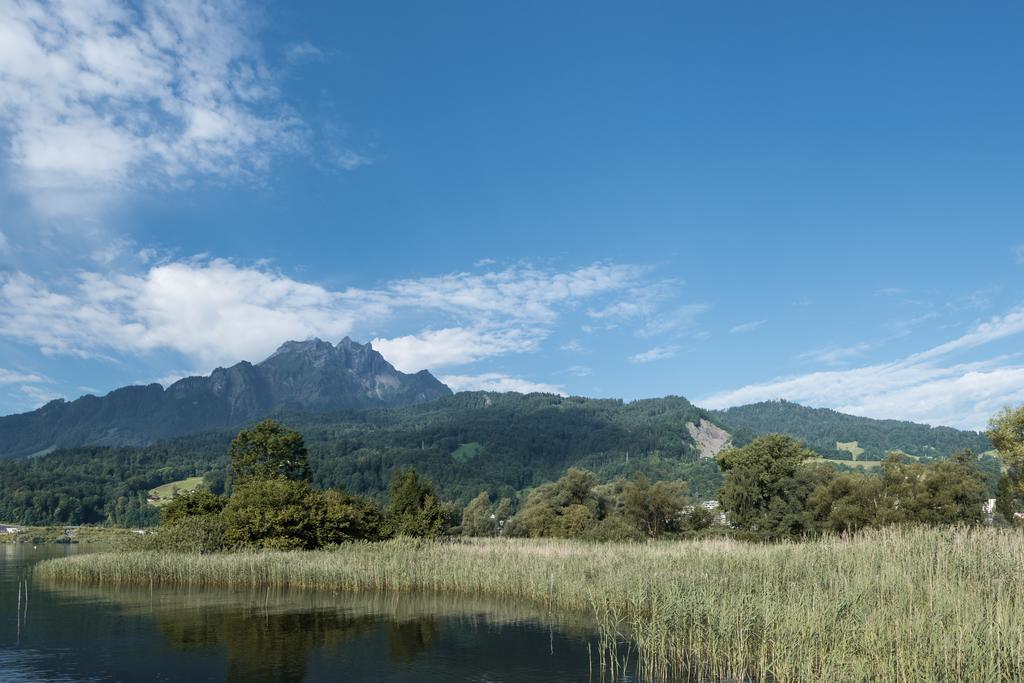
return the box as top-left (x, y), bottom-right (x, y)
top-left (0, 525), bottom-right (148, 546)
top-left (34, 527), bottom-right (1024, 682)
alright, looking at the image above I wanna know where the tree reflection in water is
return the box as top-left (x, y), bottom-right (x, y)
top-left (154, 599), bottom-right (381, 681)
top-left (387, 618), bottom-right (441, 665)
top-left (38, 583), bottom-right (597, 682)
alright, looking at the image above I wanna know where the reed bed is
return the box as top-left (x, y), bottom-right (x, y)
top-left (35, 527), bottom-right (1024, 682)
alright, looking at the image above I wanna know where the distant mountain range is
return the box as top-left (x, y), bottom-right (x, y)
top-left (0, 338), bottom-right (992, 463)
top-left (0, 337), bottom-right (451, 458)
top-left (0, 389), bottom-right (998, 527)
top-left (0, 341), bottom-right (998, 526)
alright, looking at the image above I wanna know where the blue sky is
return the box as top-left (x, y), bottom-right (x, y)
top-left (0, 1), bottom-right (1022, 429)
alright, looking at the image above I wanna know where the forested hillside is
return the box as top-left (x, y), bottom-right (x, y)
top-left (1, 392), bottom-right (997, 526)
top-left (711, 400), bottom-right (991, 460)
top-left (0, 392), bottom-right (724, 525)
top-left (0, 432), bottom-right (232, 527)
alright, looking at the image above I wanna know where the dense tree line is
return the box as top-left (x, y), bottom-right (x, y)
top-left (488, 469), bottom-right (713, 540)
top-left (156, 421), bottom-right (491, 551)
top-left (159, 421), bottom-right (712, 549)
top-left (717, 434), bottom-right (992, 540)
top-left (150, 411), bottom-right (1024, 549)
top-left (0, 432), bottom-right (230, 526)
top-left (713, 400), bottom-right (992, 460)
top-left (1, 395), bottom-right (1015, 537)
top-left (0, 393), bottom-right (724, 525)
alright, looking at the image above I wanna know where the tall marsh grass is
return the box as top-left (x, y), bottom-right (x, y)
top-left (36, 526), bottom-right (1024, 682)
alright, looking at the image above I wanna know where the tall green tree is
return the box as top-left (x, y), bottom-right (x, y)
top-left (996, 473), bottom-right (1016, 523)
top-left (875, 451), bottom-right (986, 526)
top-left (384, 469), bottom-right (453, 538)
top-left (811, 452), bottom-right (987, 531)
top-left (461, 491), bottom-right (497, 537)
top-left (622, 473), bottom-right (689, 538)
top-left (493, 497), bottom-right (513, 534)
top-left (229, 420), bottom-right (311, 484)
top-left (222, 478), bottom-right (319, 550)
top-left (718, 434), bottom-right (834, 540)
top-left (809, 473), bottom-right (883, 534)
top-left (989, 406), bottom-right (1024, 461)
top-left (505, 468), bottom-right (607, 538)
top-left (989, 406), bottom-right (1024, 522)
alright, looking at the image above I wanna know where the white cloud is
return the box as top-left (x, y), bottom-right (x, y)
top-left (908, 306), bottom-right (1024, 363)
top-left (384, 263), bottom-right (645, 325)
top-left (566, 365), bottom-right (592, 377)
top-left (440, 373), bottom-right (564, 395)
top-left (0, 0), bottom-right (305, 216)
top-left (730, 320), bottom-right (765, 334)
top-left (796, 342), bottom-right (872, 366)
top-left (284, 41), bottom-right (323, 64)
top-left (588, 299), bottom-right (654, 320)
top-left (887, 311), bottom-right (939, 335)
top-left (945, 288), bottom-right (997, 313)
top-left (0, 368), bottom-right (47, 384)
top-left (636, 303), bottom-right (711, 338)
top-left (372, 326), bottom-right (543, 372)
top-left (1013, 244), bottom-right (1024, 264)
top-left (0, 260), bottom-right (358, 366)
top-left (630, 345), bottom-right (680, 364)
top-left (336, 149), bottom-right (372, 171)
top-left (0, 230), bottom-right (9, 254)
top-left (587, 283), bottom-right (678, 323)
top-left (18, 383), bottom-right (63, 407)
top-left (0, 259), bottom-right (644, 373)
top-left (151, 370), bottom-right (200, 388)
top-left (701, 307), bottom-right (1024, 429)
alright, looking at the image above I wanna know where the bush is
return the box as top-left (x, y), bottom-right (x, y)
top-left (582, 514), bottom-right (645, 542)
top-left (161, 490), bottom-right (226, 524)
top-left (312, 488), bottom-right (386, 545)
top-left (142, 514), bottom-right (227, 553)
top-left (222, 479), bottom-right (320, 550)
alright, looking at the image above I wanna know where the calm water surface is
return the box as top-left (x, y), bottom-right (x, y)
top-left (0, 544), bottom-right (626, 682)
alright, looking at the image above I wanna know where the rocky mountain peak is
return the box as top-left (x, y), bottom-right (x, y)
top-left (0, 338), bottom-right (452, 458)
top-left (267, 337), bottom-right (333, 358)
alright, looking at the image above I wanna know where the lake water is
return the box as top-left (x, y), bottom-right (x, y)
top-left (0, 544), bottom-right (630, 682)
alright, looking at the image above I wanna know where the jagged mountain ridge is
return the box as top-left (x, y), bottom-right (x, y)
top-left (0, 337), bottom-right (452, 458)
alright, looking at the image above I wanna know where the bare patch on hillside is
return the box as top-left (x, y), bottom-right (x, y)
top-left (687, 419), bottom-right (733, 459)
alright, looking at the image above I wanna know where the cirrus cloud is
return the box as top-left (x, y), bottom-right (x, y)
top-left (0, 368), bottom-right (47, 384)
top-left (702, 306), bottom-right (1024, 430)
top-left (630, 345), bottom-right (680, 364)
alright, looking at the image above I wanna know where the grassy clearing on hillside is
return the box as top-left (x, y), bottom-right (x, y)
top-left (147, 476), bottom-right (206, 507)
top-left (835, 440), bottom-right (865, 459)
top-left (450, 442), bottom-right (486, 462)
top-left (36, 527), bottom-right (1024, 682)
